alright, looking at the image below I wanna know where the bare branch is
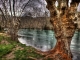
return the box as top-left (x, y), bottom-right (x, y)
top-left (1, 0), bottom-right (8, 16)
top-left (9, 0), bottom-right (12, 16)
top-left (13, 0), bottom-right (15, 16)
top-left (20, 0), bottom-right (32, 16)
top-left (0, 8), bottom-right (6, 20)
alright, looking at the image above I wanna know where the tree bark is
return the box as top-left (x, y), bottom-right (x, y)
top-left (44, 0), bottom-right (78, 60)
top-left (7, 17), bottom-right (20, 41)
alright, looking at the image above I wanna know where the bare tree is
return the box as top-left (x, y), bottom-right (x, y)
top-left (0, 0), bottom-right (22, 40)
top-left (40, 0), bottom-right (80, 60)
top-left (0, 0), bottom-right (49, 40)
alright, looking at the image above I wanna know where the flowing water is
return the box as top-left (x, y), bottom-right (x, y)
top-left (18, 29), bottom-right (80, 60)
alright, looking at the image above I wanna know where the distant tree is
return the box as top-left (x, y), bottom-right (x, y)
top-left (0, 0), bottom-right (21, 40)
top-left (0, 0), bottom-right (49, 37)
top-left (0, 0), bottom-right (49, 40)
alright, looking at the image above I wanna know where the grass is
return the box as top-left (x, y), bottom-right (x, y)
top-left (0, 33), bottom-right (44, 60)
top-left (14, 49), bottom-right (43, 60)
top-left (0, 44), bottom-right (14, 58)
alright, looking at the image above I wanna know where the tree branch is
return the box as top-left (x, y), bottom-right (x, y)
top-left (13, 0), bottom-right (15, 16)
top-left (20, 0), bottom-right (32, 16)
top-left (9, 0), bottom-right (12, 16)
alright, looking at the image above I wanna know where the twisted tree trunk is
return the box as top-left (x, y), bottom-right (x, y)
top-left (44, 0), bottom-right (78, 60)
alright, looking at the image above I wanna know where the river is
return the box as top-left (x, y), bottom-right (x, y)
top-left (18, 29), bottom-right (80, 60)
top-left (18, 29), bottom-right (56, 51)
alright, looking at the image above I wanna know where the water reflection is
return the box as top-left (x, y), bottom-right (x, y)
top-left (18, 29), bottom-right (80, 60)
top-left (70, 30), bottom-right (80, 51)
top-left (70, 30), bottom-right (80, 60)
top-left (18, 29), bottom-right (80, 52)
top-left (18, 29), bottom-right (57, 51)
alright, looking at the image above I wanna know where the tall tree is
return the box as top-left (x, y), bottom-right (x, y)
top-left (42, 0), bottom-right (79, 60)
top-left (0, 0), bottom-right (34, 40)
top-left (0, 0), bottom-right (50, 40)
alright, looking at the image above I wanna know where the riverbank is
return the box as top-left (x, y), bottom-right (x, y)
top-left (0, 32), bottom-right (44, 60)
top-left (0, 32), bottom-right (80, 60)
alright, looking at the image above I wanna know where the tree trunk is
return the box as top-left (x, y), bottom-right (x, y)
top-left (7, 17), bottom-right (20, 41)
top-left (44, 0), bottom-right (78, 60)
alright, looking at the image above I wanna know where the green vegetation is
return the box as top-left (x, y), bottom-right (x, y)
top-left (14, 48), bottom-right (43, 60)
top-left (0, 44), bottom-right (14, 58)
top-left (0, 33), bottom-right (44, 60)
